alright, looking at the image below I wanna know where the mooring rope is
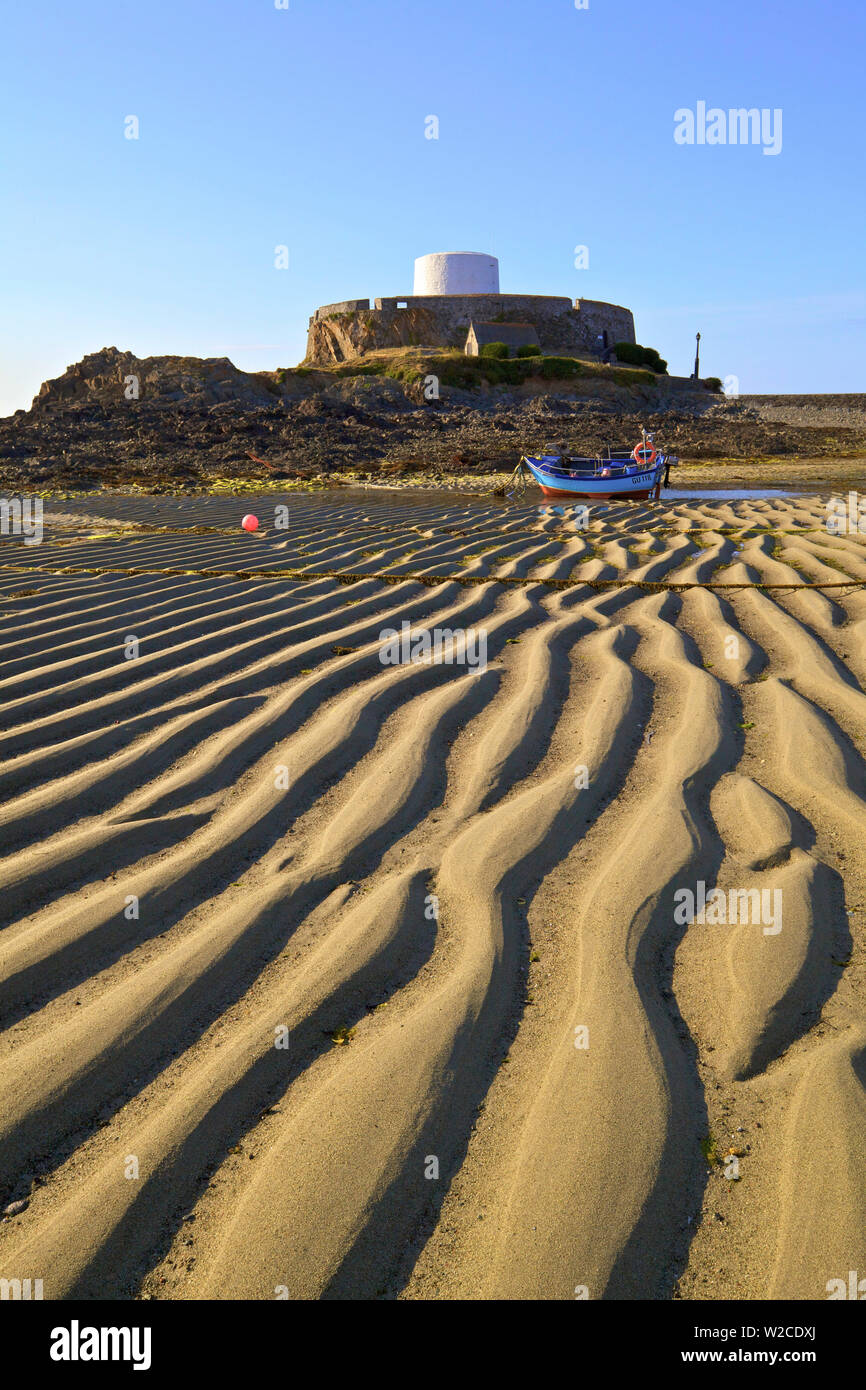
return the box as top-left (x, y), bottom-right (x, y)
top-left (1, 562), bottom-right (863, 592)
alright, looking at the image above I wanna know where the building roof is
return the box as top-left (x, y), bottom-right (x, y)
top-left (467, 321), bottom-right (541, 348)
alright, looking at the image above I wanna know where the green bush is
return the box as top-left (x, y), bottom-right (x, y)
top-left (516, 343), bottom-right (542, 358)
top-left (433, 353), bottom-right (535, 388)
top-left (614, 341), bottom-right (668, 374)
top-left (478, 357), bottom-right (527, 385)
top-left (384, 363), bottom-right (425, 384)
top-left (334, 361), bottom-right (387, 377)
top-left (538, 356), bottom-right (585, 380)
top-left (704, 377), bottom-right (723, 392)
top-left (480, 341), bottom-right (510, 359)
top-left (613, 341), bottom-right (642, 366)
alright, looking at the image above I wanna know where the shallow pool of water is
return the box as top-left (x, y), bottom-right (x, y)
top-left (660, 487), bottom-right (809, 500)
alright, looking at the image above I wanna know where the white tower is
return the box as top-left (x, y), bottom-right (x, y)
top-left (413, 252), bottom-right (500, 296)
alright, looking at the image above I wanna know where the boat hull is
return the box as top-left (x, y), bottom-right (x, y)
top-left (537, 481), bottom-right (658, 499)
top-left (523, 456), bottom-right (663, 500)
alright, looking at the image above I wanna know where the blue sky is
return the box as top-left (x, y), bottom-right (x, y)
top-left (2, 0), bottom-right (863, 415)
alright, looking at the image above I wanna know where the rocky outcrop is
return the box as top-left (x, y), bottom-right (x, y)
top-left (31, 347), bottom-right (291, 413)
top-left (306, 308), bottom-right (443, 365)
top-left (2, 361), bottom-right (862, 496)
top-left (3, 347), bottom-right (862, 495)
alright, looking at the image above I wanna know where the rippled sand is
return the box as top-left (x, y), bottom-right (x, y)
top-left (1, 490), bottom-right (865, 1300)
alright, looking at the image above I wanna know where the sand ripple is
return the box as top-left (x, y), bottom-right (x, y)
top-left (1, 491), bottom-right (865, 1300)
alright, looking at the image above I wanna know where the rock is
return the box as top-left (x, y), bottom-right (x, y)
top-left (31, 348), bottom-right (286, 414)
top-left (3, 1199), bottom-right (29, 1217)
top-left (321, 377), bottom-right (413, 412)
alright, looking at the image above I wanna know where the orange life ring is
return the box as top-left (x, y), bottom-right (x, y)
top-left (632, 441), bottom-right (656, 467)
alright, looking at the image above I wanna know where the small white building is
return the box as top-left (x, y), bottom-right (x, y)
top-left (464, 321), bottom-right (540, 356)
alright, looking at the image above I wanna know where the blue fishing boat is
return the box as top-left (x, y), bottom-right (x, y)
top-left (514, 435), bottom-right (675, 500)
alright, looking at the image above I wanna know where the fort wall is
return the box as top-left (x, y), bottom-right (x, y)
top-left (305, 293), bottom-right (636, 365)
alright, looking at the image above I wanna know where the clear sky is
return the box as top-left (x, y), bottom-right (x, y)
top-left (2, 0), bottom-right (863, 415)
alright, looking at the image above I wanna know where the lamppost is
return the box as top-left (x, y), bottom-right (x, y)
top-left (693, 331), bottom-right (701, 380)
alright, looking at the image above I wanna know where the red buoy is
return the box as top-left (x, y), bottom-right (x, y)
top-left (241, 514), bottom-right (259, 533)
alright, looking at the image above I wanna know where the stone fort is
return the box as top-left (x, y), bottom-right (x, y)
top-left (304, 251), bottom-right (636, 365)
